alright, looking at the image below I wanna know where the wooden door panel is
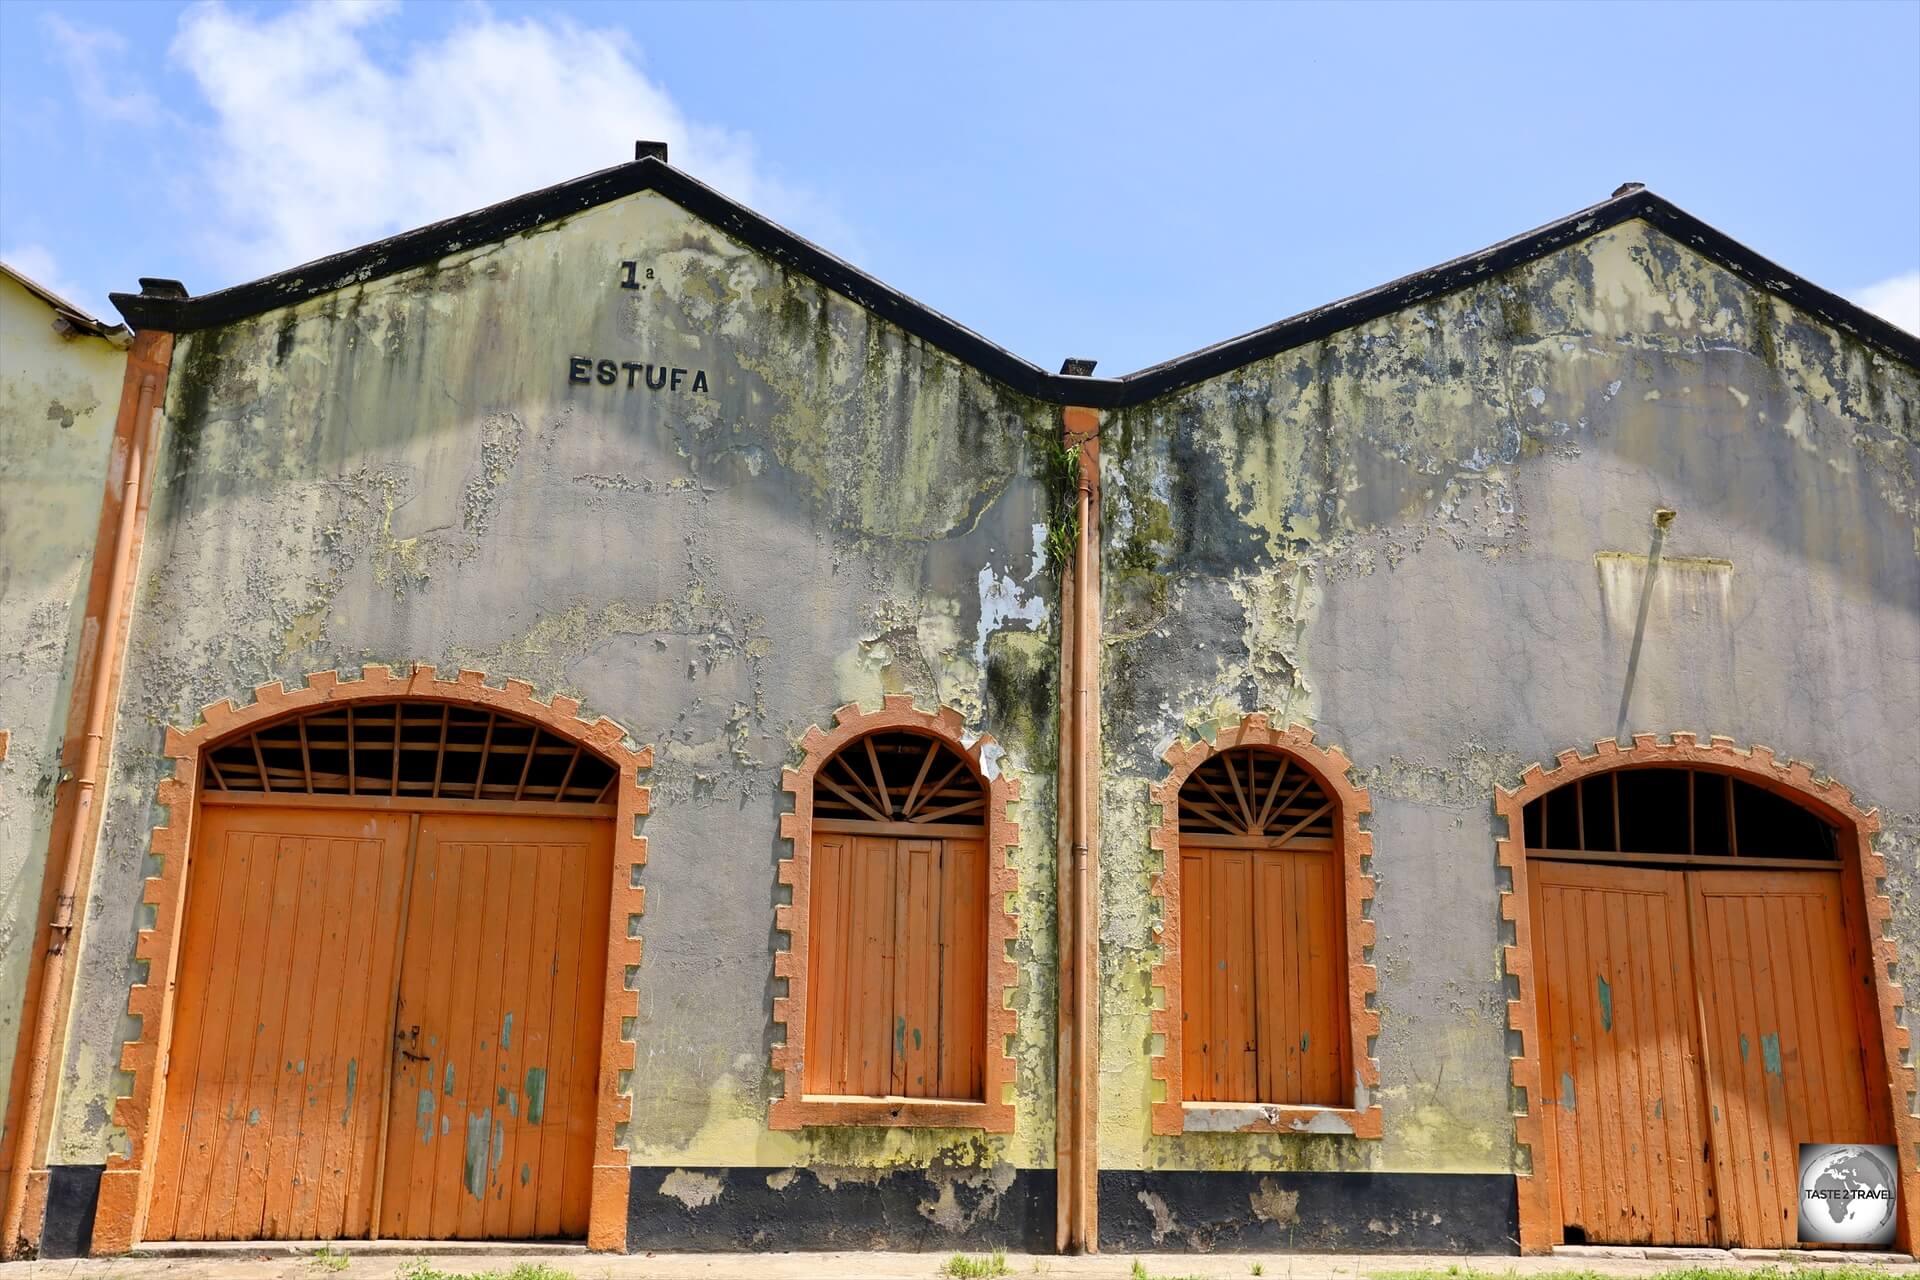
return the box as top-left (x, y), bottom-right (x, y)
top-left (892, 839), bottom-right (940, 1096)
top-left (1692, 869), bottom-right (1881, 1250)
top-left (1190, 851), bottom-right (1256, 1100)
top-left (849, 836), bottom-right (897, 1096)
top-left (936, 838), bottom-right (987, 1100)
top-left (378, 814), bottom-right (609, 1240)
top-left (803, 833), bottom-right (852, 1095)
top-left (1532, 861), bottom-right (1715, 1245)
top-left (1179, 851), bottom-right (1211, 1101)
top-left (149, 807), bottom-right (410, 1241)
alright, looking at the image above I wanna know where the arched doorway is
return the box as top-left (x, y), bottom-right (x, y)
top-left (100, 667), bottom-right (648, 1252)
top-left (1501, 738), bottom-right (1912, 1252)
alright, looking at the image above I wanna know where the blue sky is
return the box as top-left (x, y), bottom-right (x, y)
top-left (3, 0), bottom-right (1916, 373)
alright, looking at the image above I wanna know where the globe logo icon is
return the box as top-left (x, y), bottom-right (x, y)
top-left (1798, 1143), bottom-right (1898, 1247)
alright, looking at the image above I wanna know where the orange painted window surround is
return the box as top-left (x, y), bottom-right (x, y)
top-left (1147, 714), bottom-right (1382, 1138)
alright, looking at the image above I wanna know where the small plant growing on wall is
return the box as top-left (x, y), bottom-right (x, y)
top-left (1030, 424), bottom-right (1082, 578)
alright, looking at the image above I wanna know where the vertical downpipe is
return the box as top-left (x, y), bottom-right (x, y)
top-left (1063, 405), bottom-right (1102, 1252)
top-left (1053, 517), bottom-right (1078, 1252)
top-left (1, 365), bottom-right (161, 1258)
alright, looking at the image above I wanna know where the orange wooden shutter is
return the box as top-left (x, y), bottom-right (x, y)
top-left (1181, 846), bottom-right (1346, 1106)
top-left (803, 833), bottom-right (853, 1096)
top-left (148, 807), bottom-right (411, 1240)
top-left (377, 814), bottom-right (609, 1240)
top-left (937, 838), bottom-right (987, 1100)
top-left (803, 836), bottom-right (986, 1100)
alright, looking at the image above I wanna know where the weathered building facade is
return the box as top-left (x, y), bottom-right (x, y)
top-left (0, 265), bottom-right (131, 1259)
top-left (1, 151), bottom-right (1915, 1259)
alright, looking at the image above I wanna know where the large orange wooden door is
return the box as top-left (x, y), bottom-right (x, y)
top-left (148, 807), bottom-right (412, 1240)
top-left (1532, 860), bottom-right (1716, 1244)
top-left (376, 814), bottom-right (611, 1240)
top-left (802, 835), bottom-right (985, 1100)
top-left (1691, 869), bottom-right (1887, 1248)
top-left (1534, 861), bottom-right (1886, 1248)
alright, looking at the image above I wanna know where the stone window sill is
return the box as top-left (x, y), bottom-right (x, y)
top-left (1180, 1101), bottom-right (1383, 1138)
top-left (771, 1094), bottom-right (1011, 1131)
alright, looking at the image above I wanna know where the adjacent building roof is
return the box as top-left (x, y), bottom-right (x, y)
top-left (108, 154), bottom-right (1920, 405)
top-left (3, 261), bottom-right (132, 346)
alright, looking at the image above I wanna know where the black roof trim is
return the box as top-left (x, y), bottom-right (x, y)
top-left (110, 159), bottom-right (1919, 404)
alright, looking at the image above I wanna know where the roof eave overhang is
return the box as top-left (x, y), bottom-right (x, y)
top-left (109, 160), bottom-right (1920, 405)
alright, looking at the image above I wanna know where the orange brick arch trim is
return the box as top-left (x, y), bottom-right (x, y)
top-left (1146, 713), bottom-right (1382, 1138)
top-left (769, 696), bottom-right (1020, 1132)
top-left (96, 664), bottom-right (652, 1255)
top-left (1498, 732), bottom-right (1915, 1254)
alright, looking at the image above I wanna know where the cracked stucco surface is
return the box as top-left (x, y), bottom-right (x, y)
top-left (1097, 218), bottom-right (1920, 1175)
top-left (52, 191), bottom-right (1061, 1175)
top-left (25, 203), bottom-right (1920, 1202)
top-left (0, 271), bottom-right (126, 1154)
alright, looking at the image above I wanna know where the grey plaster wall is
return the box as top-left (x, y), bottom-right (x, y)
top-left (0, 272), bottom-right (125, 1153)
top-left (32, 197), bottom-right (1920, 1220)
top-left (52, 191), bottom-right (1063, 1178)
top-left (1095, 218), bottom-right (1920, 1178)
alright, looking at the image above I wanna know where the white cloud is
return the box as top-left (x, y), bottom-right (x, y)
top-left (1851, 270), bottom-right (1920, 336)
top-left (1, 243), bottom-right (95, 313)
top-left (168, 0), bottom-right (830, 282)
top-left (43, 13), bottom-right (163, 123)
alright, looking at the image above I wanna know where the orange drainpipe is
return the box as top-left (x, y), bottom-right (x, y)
top-left (1054, 504), bottom-right (1077, 1256)
top-left (1059, 400), bottom-right (1102, 1252)
top-left (1, 324), bottom-right (175, 1257)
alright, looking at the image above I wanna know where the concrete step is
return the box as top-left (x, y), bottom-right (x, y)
top-left (1553, 1243), bottom-right (1914, 1265)
top-left (131, 1240), bottom-right (587, 1260)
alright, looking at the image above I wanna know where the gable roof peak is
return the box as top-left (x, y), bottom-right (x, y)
top-left (107, 156), bottom-right (1919, 402)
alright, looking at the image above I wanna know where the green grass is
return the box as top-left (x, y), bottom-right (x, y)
top-left (395, 1262), bottom-right (575, 1280)
top-left (307, 1246), bottom-right (349, 1273)
top-left (943, 1251), bottom-right (1011, 1278)
top-left (1130, 1259), bottom-right (1205, 1280)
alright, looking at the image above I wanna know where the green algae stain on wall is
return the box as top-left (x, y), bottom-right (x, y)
top-left (64, 187), bottom-right (1064, 1184)
top-left (1093, 216), bottom-right (1920, 1178)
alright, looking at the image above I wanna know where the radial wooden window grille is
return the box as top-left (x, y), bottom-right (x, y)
top-left (1179, 746), bottom-right (1335, 847)
top-left (1521, 765), bottom-right (1839, 863)
top-left (810, 730), bottom-right (987, 830)
top-left (200, 700), bottom-right (619, 804)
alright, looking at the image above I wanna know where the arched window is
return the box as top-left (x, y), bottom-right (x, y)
top-left (1148, 715), bottom-right (1380, 1138)
top-left (805, 729), bottom-right (988, 1100)
top-left (771, 698), bottom-right (1017, 1132)
top-left (1521, 764), bottom-right (1838, 863)
top-left (199, 699), bottom-right (621, 804)
top-left (1177, 746), bottom-right (1346, 1105)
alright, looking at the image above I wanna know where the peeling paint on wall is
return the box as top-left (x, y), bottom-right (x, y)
top-left (53, 190), bottom-right (1062, 1185)
top-left (0, 271), bottom-right (128, 1155)
top-left (22, 191), bottom-right (1916, 1219)
top-left (1096, 218), bottom-right (1919, 1178)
